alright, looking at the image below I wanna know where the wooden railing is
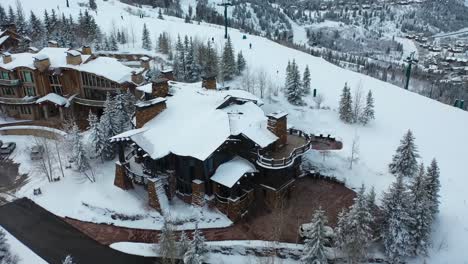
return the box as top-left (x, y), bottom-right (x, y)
top-left (0, 96), bottom-right (37, 104)
top-left (0, 79), bottom-right (21, 86)
top-left (256, 128), bottom-right (312, 169)
top-left (73, 96), bottom-right (106, 107)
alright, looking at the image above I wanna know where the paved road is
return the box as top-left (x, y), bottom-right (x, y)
top-left (0, 198), bottom-right (159, 264)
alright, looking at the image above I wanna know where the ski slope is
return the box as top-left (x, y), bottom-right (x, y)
top-left (3, 0), bottom-right (468, 262)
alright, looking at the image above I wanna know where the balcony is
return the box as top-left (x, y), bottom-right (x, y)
top-left (256, 128), bottom-right (312, 169)
top-left (0, 79), bottom-right (21, 86)
top-left (73, 96), bottom-right (106, 107)
top-left (0, 96), bottom-right (37, 105)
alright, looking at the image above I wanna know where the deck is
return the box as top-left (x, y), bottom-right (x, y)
top-left (264, 134), bottom-right (308, 159)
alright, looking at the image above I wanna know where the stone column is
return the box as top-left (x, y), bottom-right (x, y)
top-left (58, 107), bottom-right (64, 120)
top-left (166, 170), bottom-right (176, 201)
top-left (191, 179), bottom-right (205, 207)
top-left (147, 178), bottom-right (161, 212)
top-left (114, 162), bottom-right (133, 190)
top-left (42, 105), bottom-right (49, 119)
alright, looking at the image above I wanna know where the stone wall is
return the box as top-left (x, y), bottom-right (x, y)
top-left (147, 178), bottom-right (161, 212)
top-left (113, 162), bottom-right (134, 190)
top-left (135, 101), bottom-right (166, 128)
top-left (152, 80), bottom-right (169, 98)
top-left (202, 78), bottom-right (217, 90)
top-left (0, 126), bottom-right (65, 140)
top-left (267, 115), bottom-right (287, 149)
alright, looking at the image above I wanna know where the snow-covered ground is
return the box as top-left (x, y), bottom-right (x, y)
top-left (1, 0), bottom-right (468, 262)
top-left (0, 226), bottom-right (47, 264)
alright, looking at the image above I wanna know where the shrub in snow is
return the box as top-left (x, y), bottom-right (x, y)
top-left (388, 130), bottom-right (420, 178)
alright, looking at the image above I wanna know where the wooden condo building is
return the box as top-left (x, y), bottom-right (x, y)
top-left (112, 79), bottom-right (320, 222)
top-left (0, 45), bottom-right (146, 124)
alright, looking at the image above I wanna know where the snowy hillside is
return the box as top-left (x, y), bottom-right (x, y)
top-left (3, 0), bottom-right (468, 262)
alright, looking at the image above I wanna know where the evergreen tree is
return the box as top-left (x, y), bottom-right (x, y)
top-left (109, 34), bottom-right (118, 51)
top-left (389, 130), bottom-right (420, 178)
top-left (302, 207), bottom-right (328, 264)
top-left (0, 229), bottom-right (19, 264)
top-left (14, 1), bottom-right (27, 37)
top-left (141, 23), bottom-right (152, 50)
top-left (185, 37), bottom-right (200, 82)
top-left (87, 111), bottom-right (99, 158)
top-left (236, 51), bottom-right (246, 74)
top-left (221, 36), bottom-right (237, 81)
top-left (97, 94), bottom-right (117, 160)
top-left (173, 35), bottom-right (186, 81)
top-left (7, 6), bottom-right (15, 24)
top-left (204, 40), bottom-right (218, 77)
top-left (69, 122), bottom-right (89, 172)
top-left (425, 158), bottom-right (441, 218)
top-left (339, 82), bottom-right (353, 123)
top-left (28, 11), bottom-right (45, 46)
top-left (335, 185), bottom-right (374, 263)
top-left (158, 220), bottom-right (177, 262)
top-left (178, 230), bottom-right (190, 258)
top-left (408, 163), bottom-right (432, 256)
top-left (0, 5), bottom-right (7, 26)
top-left (89, 0), bottom-right (97, 10)
top-left (184, 225), bottom-right (207, 264)
top-left (360, 90), bottom-right (375, 125)
top-left (302, 65), bottom-right (311, 95)
top-left (157, 32), bottom-right (170, 54)
top-left (381, 176), bottom-right (413, 263)
top-left (284, 60), bottom-right (303, 105)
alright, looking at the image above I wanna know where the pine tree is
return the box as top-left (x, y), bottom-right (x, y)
top-left (28, 11), bottom-right (45, 46)
top-left (221, 36), bottom-right (237, 81)
top-left (360, 90), bottom-right (375, 125)
top-left (425, 158), bottom-right (441, 218)
top-left (184, 225), bottom-right (208, 264)
top-left (237, 51), bottom-right (246, 74)
top-left (173, 35), bottom-right (186, 81)
top-left (408, 163), bottom-right (432, 256)
top-left (109, 34), bottom-right (118, 51)
top-left (185, 38), bottom-right (201, 82)
top-left (158, 220), bottom-right (177, 262)
top-left (302, 207), bottom-right (328, 264)
top-left (389, 130), bottom-right (420, 178)
top-left (89, 0), bottom-right (97, 10)
top-left (302, 65), bottom-right (311, 95)
top-left (15, 1), bottom-right (27, 38)
top-left (178, 230), bottom-right (190, 258)
top-left (7, 6), bottom-right (15, 24)
top-left (339, 82), bottom-right (353, 123)
top-left (69, 122), bottom-right (89, 172)
top-left (284, 60), bottom-right (303, 105)
top-left (97, 94), bottom-right (117, 161)
top-left (204, 40), bottom-right (218, 77)
top-left (141, 23), bottom-right (152, 50)
top-left (62, 255), bottom-right (75, 264)
top-left (87, 111), bottom-right (99, 158)
top-left (0, 5), bottom-right (7, 26)
top-left (335, 185), bottom-right (374, 263)
top-left (381, 176), bottom-right (413, 263)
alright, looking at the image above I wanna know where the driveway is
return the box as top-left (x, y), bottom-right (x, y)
top-left (0, 198), bottom-right (158, 264)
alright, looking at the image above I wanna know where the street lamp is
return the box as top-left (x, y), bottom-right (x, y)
top-left (404, 51), bottom-right (418, 90)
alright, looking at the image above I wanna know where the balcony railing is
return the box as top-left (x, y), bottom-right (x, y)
top-left (73, 96), bottom-right (106, 107)
top-left (0, 79), bottom-right (21, 86)
top-left (0, 96), bottom-right (37, 104)
top-left (256, 128), bottom-right (312, 169)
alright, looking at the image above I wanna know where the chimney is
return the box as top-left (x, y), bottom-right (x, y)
top-left (202, 74), bottom-right (217, 90)
top-left (131, 71), bottom-right (144, 85)
top-left (140, 56), bottom-right (150, 70)
top-left (152, 78), bottom-right (169, 98)
top-left (47, 40), bottom-right (58, 48)
top-left (66, 50), bottom-right (83, 65)
top-left (135, 98), bottom-right (167, 128)
top-left (267, 111), bottom-right (288, 149)
top-left (82, 45), bottom-right (92, 55)
top-left (2, 52), bottom-right (12, 64)
top-left (160, 68), bottom-right (174, 81)
top-left (33, 54), bottom-right (51, 72)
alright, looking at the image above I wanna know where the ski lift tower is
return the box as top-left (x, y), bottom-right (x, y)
top-left (404, 51), bottom-right (418, 90)
top-left (218, 1), bottom-right (233, 39)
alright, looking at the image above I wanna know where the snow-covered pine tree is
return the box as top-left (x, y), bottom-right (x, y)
top-left (89, 0), bottom-right (97, 11)
top-left (0, 5), bottom-right (6, 26)
top-left (336, 185), bottom-right (374, 262)
top-left (0, 229), bottom-right (18, 264)
top-left (381, 176), bottom-right (413, 263)
top-left (284, 60), bottom-right (303, 105)
top-left (178, 230), bottom-right (190, 258)
top-left (204, 40), bottom-right (218, 77)
top-left (302, 65), bottom-right (311, 95)
top-left (141, 23), bottom-right (152, 50)
top-left (14, 1), bottom-right (27, 41)
top-left (69, 122), bottom-right (89, 172)
top-left (339, 83), bottom-right (353, 123)
top-left (62, 255), bottom-right (75, 264)
top-left (388, 130), bottom-right (420, 178)
top-left (87, 110), bottom-right (99, 158)
top-left (302, 207), bottom-right (328, 264)
top-left (173, 35), bottom-right (186, 81)
top-left (28, 11), bottom-right (45, 46)
top-left (109, 34), bottom-right (118, 51)
top-left (184, 225), bottom-right (208, 264)
top-left (425, 158), bottom-right (441, 218)
top-left (185, 37), bottom-right (200, 82)
top-left (237, 51), bottom-right (246, 74)
top-left (360, 89), bottom-right (375, 125)
top-left (7, 6), bottom-right (15, 25)
top-left (96, 94), bottom-right (116, 161)
top-left (408, 163), bottom-right (432, 256)
top-left (158, 220), bottom-right (177, 262)
top-left (221, 36), bottom-right (237, 81)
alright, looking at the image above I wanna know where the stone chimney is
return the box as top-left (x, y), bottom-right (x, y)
top-left (267, 111), bottom-right (288, 149)
top-left (140, 56), bottom-right (150, 70)
top-left (33, 54), bottom-right (51, 72)
top-left (66, 50), bottom-right (83, 65)
top-left (135, 98), bottom-right (167, 128)
top-left (47, 40), bottom-right (58, 48)
top-left (202, 74), bottom-right (217, 90)
top-left (2, 52), bottom-right (12, 64)
top-left (82, 45), bottom-right (92, 55)
top-left (160, 68), bottom-right (174, 81)
top-left (131, 71), bottom-right (144, 85)
top-left (152, 78), bottom-right (169, 98)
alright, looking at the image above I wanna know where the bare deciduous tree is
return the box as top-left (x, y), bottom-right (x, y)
top-left (257, 68), bottom-right (268, 99)
top-left (352, 82), bottom-right (364, 123)
top-left (348, 134), bottom-right (360, 170)
top-left (313, 93), bottom-right (325, 109)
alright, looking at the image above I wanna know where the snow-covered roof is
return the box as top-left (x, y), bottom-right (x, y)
top-left (0, 47), bottom-right (138, 84)
top-left (36, 93), bottom-right (70, 107)
top-left (135, 97), bottom-right (166, 108)
top-left (0, 35), bottom-right (9, 46)
top-left (267, 111), bottom-right (288, 119)
top-left (66, 50), bottom-right (81, 57)
top-left (140, 56), bottom-right (150, 61)
top-left (117, 82), bottom-right (277, 161)
top-left (136, 83), bottom-right (152, 94)
top-left (210, 156), bottom-right (257, 188)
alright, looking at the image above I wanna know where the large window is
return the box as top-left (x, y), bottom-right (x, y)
top-left (0, 72), bottom-right (9, 80)
top-left (81, 72), bottom-right (119, 89)
top-left (48, 75), bottom-right (63, 95)
top-left (1, 87), bottom-right (14, 96)
top-left (19, 105), bottom-right (32, 115)
top-left (23, 86), bottom-right (36, 96)
top-left (20, 71), bottom-right (34, 83)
